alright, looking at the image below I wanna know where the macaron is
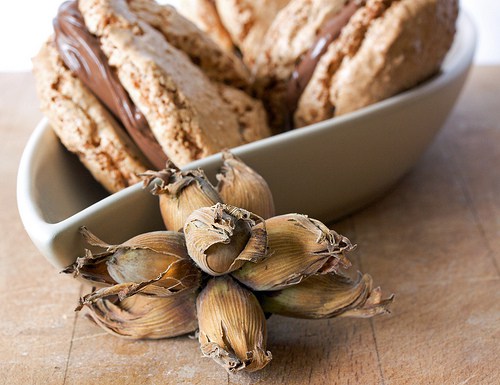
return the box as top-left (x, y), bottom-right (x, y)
top-left (32, 38), bottom-right (148, 193)
top-left (33, 0), bottom-right (270, 193)
top-left (178, 0), bottom-right (291, 67)
top-left (252, 0), bottom-right (458, 131)
top-left (177, 0), bottom-right (235, 53)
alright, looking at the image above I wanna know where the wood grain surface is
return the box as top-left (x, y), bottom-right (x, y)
top-left (0, 67), bottom-right (499, 385)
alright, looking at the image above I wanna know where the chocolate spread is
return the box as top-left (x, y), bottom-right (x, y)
top-left (53, 1), bottom-right (168, 169)
top-left (286, 0), bottom-right (364, 128)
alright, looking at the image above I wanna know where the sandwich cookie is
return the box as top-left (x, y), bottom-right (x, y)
top-left (128, 0), bottom-right (251, 89)
top-left (294, 0), bottom-right (459, 127)
top-left (253, 0), bottom-right (458, 131)
top-left (253, 0), bottom-right (352, 132)
top-left (32, 38), bottom-right (148, 193)
top-left (177, 0), bottom-right (235, 53)
top-left (178, 0), bottom-right (290, 68)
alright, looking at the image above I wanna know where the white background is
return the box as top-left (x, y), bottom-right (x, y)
top-left (0, 0), bottom-right (498, 72)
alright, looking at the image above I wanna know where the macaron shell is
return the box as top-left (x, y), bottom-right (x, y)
top-left (297, 0), bottom-right (459, 125)
top-left (79, 0), bottom-right (269, 166)
top-left (129, 0), bottom-right (251, 89)
top-left (215, 83), bottom-right (271, 143)
top-left (214, 0), bottom-right (291, 67)
top-left (177, 0), bottom-right (235, 53)
top-left (32, 39), bottom-right (148, 193)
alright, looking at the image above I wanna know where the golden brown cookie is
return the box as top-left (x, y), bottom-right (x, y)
top-left (295, 0), bottom-right (459, 126)
top-left (214, 0), bottom-right (291, 67)
top-left (32, 39), bottom-right (147, 193)
top-left (78, 0), bottom-right (270, 165)
top-left (129, 0), bottom-right (250, 89)
top-left (252, 0), bottom-right (349, 131)
top-left (177, 0), bottom-right (236, 52)
top-left (178, 0), bottom-right (290, 68)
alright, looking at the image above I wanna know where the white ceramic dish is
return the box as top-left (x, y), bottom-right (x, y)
top-left (18, 13), bottom-right (476, 269)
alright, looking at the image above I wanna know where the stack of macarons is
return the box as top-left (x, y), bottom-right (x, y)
top-left (181, 0), bottom-right (458, 131)
top-left (33, 0), bottom-right (458, 192)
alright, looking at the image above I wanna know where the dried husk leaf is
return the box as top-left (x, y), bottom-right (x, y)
top-left (61, 248), bottom-right (115, 285)
top-left (77, 280), bottom-right (162, 310)
top-left (232, 214), bottom-right (354, 291)
top-left (184, 204), bottom-right (267, 276)
top-left (197, 276), bottom-right (272, 372)
top-left (259, 272), bottom-right (394, 318)
top-left (141, 163), bottom-right (221, 231)
top-left (76, 264), bottom-right (200, 311)
top-left (63, 228), bottom-right (201, 297)
top-left (339, 286), bottom-right (395, 318)
top-left (216, 152), bottom-right (275, 219)
top-left (84, 289), bottom-right (198, 339)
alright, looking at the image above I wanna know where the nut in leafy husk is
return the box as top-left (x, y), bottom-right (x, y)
top-left (63, 227), bottom-right (201, 298)
top-left (84, 289), bottom-right (198, 339)
top-left (61, 152), bottom-right (395, 374)
top-left (141, 162), bottom-right (221, 231)
top-left (197, 276), bottom-right (272, 372)
top-left (184, 203), bottom-right (267, 276)
top-left (232, 214), bottom-right (353, 291)
top-left (259, 272), bottom-right (394, 319)
top-left (216, 152), bottom-right (275, 219)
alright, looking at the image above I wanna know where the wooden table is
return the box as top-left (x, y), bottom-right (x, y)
top-left (1, 67), bottom-right (499, 385)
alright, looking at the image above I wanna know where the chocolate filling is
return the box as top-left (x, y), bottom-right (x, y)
top-left (286, 0), bottom-right (364, 129)
top-left (53, 1), bottom-right (168, 170)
